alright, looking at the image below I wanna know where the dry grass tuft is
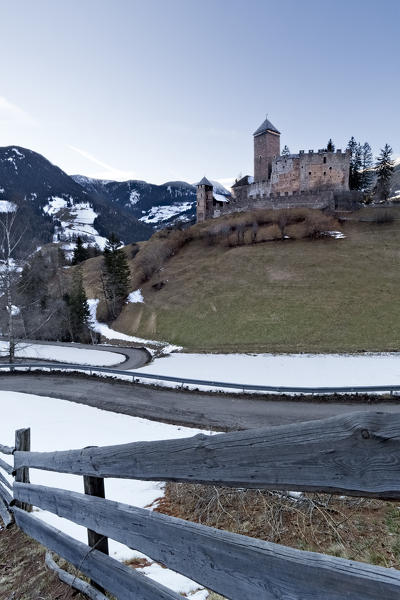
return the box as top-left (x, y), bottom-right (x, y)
top-left (158, 482), bottom-right (400, 569)
top-left (0, 524), bottom-right (87, 600)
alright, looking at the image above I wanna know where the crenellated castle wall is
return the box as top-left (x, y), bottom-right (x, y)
top-left (246, 149), bottom-right (350, 200)
top-left (197, 119), bottom-right (357, 223)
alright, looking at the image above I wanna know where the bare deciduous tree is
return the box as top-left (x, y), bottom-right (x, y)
top-left (0, 203), bottom-right (24, 363)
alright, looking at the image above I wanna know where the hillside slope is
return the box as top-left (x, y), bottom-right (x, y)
top-left (80, 206), bottom-right (400, 353)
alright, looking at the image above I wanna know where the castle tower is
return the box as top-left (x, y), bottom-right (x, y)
top-left (196, 177), bottom-right (214, 223)
top-left (253, 116), bottom-right (280, 183)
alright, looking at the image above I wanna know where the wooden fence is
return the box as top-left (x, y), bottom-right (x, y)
top-left (1, 411), bottom-right (400, 599)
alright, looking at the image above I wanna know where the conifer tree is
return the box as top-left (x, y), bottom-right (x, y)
top-left (326, 139), bottom-right (335, 152)
top-left (375, 144), bottom-right (394, 201)
top-left (347, 137), bottom-right (362, 190)
top-left (66, 268), bottom-right (90, 342)
top-left (71, 236), bottom-right (89, 265)
top-left (281, 145), bottom-right (290, 156)
top-left (102, 233), bottom-right (130, 319)
top-left (360, 142), bottom-right (374, 193)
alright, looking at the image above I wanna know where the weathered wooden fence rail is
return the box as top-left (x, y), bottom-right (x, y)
top-left (2, 411), bottom-right (400, 599)
top-left (0, 428), bottom-right (29, 527)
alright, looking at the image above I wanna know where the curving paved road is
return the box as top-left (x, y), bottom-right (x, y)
top-left (0, 372), bottom-right (399, 431)
top-left (0, 339), bottom-right (150, 370)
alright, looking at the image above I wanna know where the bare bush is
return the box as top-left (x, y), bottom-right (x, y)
top-left (132, 229), bottom-right (191, 284)
top-left (159, 482), bottom-right (395, 566)
top-left (277, 210), bottom-right (290, 239)
top-left (304, 212), bottom-right (336, 238)
top-left (251, 221), bottom-right (259, 243)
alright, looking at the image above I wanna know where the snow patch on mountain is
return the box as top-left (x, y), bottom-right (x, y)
top-left (0, 200), bottom-right (17, 212)
top-left (140, 202), bottom-right (193, 224)
top-left (43, 197), bottom-right (107, 250)
top-left (43, 196), bottom-right (68, 216)
top-left (129, 189), bottom-right (140, 205)
top-left (12, 147), bottom-right (25, 158)
top-left (210, 180), bottom-right (231, 195)
top-left (1, 147), bottom-right (26, 173)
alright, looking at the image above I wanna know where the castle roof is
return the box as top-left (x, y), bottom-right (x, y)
top-left (197, 176), bottom-right (213, 187)
top-left (253, 117), bottom-right (280, 137)
top-left (232, 175), bottom-right (254, 188)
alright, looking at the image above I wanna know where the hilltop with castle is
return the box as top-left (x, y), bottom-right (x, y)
top-left (196, 116), bottom-right (362, 222)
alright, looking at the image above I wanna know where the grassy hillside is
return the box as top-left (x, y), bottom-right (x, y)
top-left (82, 207), bottom-right (400, 353)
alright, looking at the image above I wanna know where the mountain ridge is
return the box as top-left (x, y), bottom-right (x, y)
top-left (0, 145), bottom-right (224, 255)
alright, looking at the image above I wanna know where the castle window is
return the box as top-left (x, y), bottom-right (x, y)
top-left (323, 157), bottom-right (327, 164)
top-left (309, 171), bottom-right (311, 175)
top-left (329, 166), bottom-right (332, 170)
top-left (324, 171), bottom-right (326, 175)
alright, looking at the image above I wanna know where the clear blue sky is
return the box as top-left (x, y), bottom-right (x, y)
top-left (0, 0), bottom-right (398, 186)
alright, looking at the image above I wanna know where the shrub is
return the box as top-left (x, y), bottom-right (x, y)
top-left (304, 212), bottom-right (336, 238)
top-left (131, 229), bottom-right (191, 285)
top-left (277, 210), bottom-right (290, 239)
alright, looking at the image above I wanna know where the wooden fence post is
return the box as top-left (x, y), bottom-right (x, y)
top-left (14, 428), bottom-right (31, 512)
top-left (83, 459), bottom-right (109, 593)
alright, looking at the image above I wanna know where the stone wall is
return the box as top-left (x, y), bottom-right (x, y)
top-left (252, 149), bottom-right (350, 198)
top-left (296, 149), bottom-right (350, 193)
top-left (226, 190), bottom-right (335, 214)
top-left (219, 189), bottom-right (363, 217)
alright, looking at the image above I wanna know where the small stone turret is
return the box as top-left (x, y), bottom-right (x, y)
top-left (196, 177), bottom-right (214, 223)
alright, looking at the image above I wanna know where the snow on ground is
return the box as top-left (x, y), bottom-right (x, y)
top-left (132, 352), bottom-right (400, 391)
top-left (43, 196), bottom-right (67, 216)
top-left (0, 341), bottom-right (124, 367)
top-left (0, 200), bottom-right (17, 212)
top-left (0, 257), bottom-right (22, 275)
top-left (0, 391), bottom-right (209, 597)
top-left (140, 202), bottom-right (193, 224)
top-left (88, 299), bottom-right (182, 352)
top-left (43, 197), bottom-right (108, 251)
top-left (325, 231), bottom-right (346, 239)
top-left (88, 299), bottom-right (160, 344)
top-left (127, 289), bottom-right (144, 303)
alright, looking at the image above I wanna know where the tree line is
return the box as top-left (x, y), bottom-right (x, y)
top-left (0, 218), bottom-right (131, 362)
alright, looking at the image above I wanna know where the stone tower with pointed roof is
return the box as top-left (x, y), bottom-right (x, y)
top-left (196, 115), bottom-right (356, 223)
top-left (196, 177), bottom-right (214, 223)
top-left (253, 117), bottom-right (281, 183)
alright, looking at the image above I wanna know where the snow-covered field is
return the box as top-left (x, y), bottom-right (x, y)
top-left (0, 391), bottom-right (209, 597)
top-left (43, 196), bottom-right (108, 251)
top-left (140, 202), bottom-right (193, 224)
top-left (132, 352), bottom-right (400, 390)
top-left (0, 341), bottom-right (124, 367)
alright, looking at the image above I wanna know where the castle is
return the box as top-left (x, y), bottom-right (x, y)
top-left (196, 116), bottom-right (360, 223)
